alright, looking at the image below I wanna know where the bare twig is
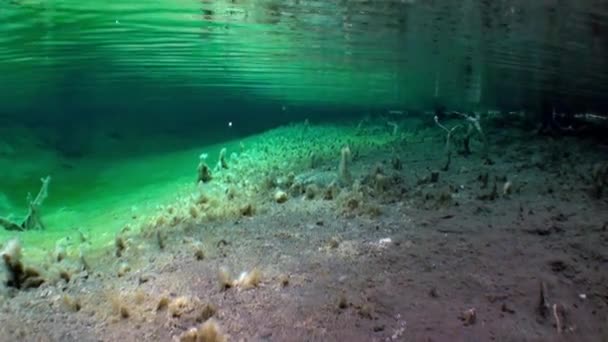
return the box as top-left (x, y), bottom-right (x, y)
top-left (0, 176), bottom-right (51, 231)
top-left (553, 304), bottom-right (562, 334)
top-left (434, 116), bottom-right (461, 171)
top-left (0, 217), bottom-right (22, 231)
top-left (538, 281), bottom-right (550, 318)
top-left (434, 116), bottom-right (462, 150)
top-left (453, 111), bottom-right (489, 159)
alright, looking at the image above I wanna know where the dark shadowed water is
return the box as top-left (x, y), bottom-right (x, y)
top-left (1, 0), bottom-right (607, 134)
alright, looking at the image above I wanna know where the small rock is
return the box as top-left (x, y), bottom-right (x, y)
top-left (430, 170), bottom-right (440, 183)
top-left (378, 238), bottom-right (392, 247)
top-left (501, 303), bottom-right (515, 314)
top-left (338, 294), bottom-right (348, 309)
top-left (278, 274), bottom-right (290, 287)
top-left (274, 190), bottom-right (288, 204)
top-left (373, 325), bottom-right (385, 332)
top-left (328, 236), bottom-right (340, 249)
top-left (459, 308), bottom-right (476, 326)
top-left (117, 263), bottom-right (131, 277)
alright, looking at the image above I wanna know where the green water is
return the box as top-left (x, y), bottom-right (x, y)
top-left (2, 0), bottom-right (607, 114)
top-left (0, 134), bottom-right (230, 259)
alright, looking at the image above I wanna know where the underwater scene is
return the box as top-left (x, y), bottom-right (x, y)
top-left (1, 0), bottom-right (608, 341)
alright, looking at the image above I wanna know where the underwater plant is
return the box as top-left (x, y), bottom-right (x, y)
top-left (338, 145), bottom-right (352, 184)
top-left (197, 154), bottom-right (213, 184)
top-left (214, 148), bottom-right (229, 172)
top-left (176, 319), bottom-right (226, 342)
top-left (1, 238), bottom-right (45, 289)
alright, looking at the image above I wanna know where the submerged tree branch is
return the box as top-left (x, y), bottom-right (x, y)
top-left (0, 176), bottom-right (51, 231)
